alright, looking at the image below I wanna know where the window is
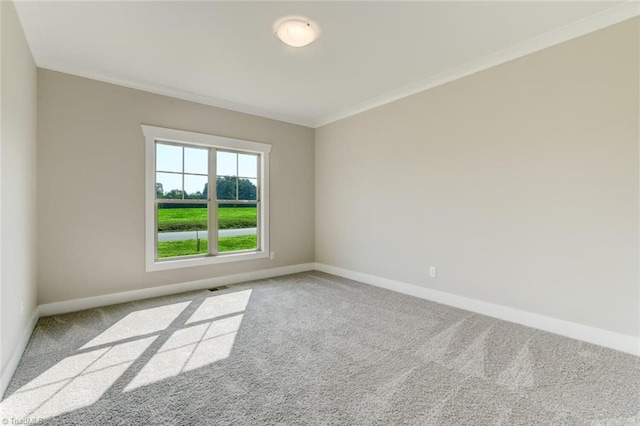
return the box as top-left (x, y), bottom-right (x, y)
top-left (142, 125), bottom-right (271, 271)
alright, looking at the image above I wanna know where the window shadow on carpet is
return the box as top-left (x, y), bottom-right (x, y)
top-left (1, 288), bottom-right (252, 421)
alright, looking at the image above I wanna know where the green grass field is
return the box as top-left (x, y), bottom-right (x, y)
top-left (157, 235), bottom-right (257, 258)
top-left (157, 207), bottom-right (258, 258)
top-left (157, 206), bottom-right (256, 232)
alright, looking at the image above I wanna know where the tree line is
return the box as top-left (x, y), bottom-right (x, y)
top-left (156, 176), bottom-right (257, 201)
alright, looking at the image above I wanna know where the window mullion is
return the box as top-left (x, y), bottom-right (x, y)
top-left (236, 154), bottom-right (239, 201)
top-left (209, 148), bottom-right (218, 256)
top-left (256, 155), bottom-right (261, 251)
top-left (154, 201), bottom-right (159, 260)
top-left (181, 146), bottom-right (185, 200)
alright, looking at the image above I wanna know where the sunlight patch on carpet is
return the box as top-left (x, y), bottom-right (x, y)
top-left (186, 289), bottom-right (252, 324)
top-left (124, 314), bottom-right (243, 391)
top-left (80, 302), bottom-right (190, 349)
top-left (1, 337), bottom-right (156, 420)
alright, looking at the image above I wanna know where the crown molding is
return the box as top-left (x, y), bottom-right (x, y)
top-left (314, 1), bottom-right (640, 128)
top-left (38, 63), bottom-right (315, 128)
top-left (35, 1), bottom-right (640, 130)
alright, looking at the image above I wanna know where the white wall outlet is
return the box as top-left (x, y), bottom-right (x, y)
top-left (429, 266), bottom-right (437, 278)
top-left (270, 251), bottom-right (275, 260)
top-left (21, 299), bottom-right (24, 315)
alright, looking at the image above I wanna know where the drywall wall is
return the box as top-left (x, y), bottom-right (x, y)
top-left (315, 18), bottom-right (640, 338)
top-left (37, 70), bottom-right (314, 304)
top-left (0, 0), bottom-right (38, 387)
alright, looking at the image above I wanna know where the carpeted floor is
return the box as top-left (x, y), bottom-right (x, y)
top-left (1, 271), bottom-right (639, 425)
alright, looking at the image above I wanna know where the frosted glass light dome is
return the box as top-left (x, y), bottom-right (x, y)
top-left (274, 18), bottom-right (317, 47)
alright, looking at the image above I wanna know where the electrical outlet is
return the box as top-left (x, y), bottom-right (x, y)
top-left (429, 266), bottom-right (437, 278)
top-left (21, 299), bottom-right (24, 315)
top-left (270, 251), bottom-right (275, 260)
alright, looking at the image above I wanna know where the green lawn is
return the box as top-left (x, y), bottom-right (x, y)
top-left (157, 206), bottom-right (256, 232)
top-left (157, 235), bottom-right (257, 258)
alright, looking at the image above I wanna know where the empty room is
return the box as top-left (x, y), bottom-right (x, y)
top-left (1, 1), bottom-right (640, 424)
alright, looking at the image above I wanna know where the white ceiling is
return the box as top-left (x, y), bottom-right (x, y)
top-left (14, 1), bottom-right (638, 127)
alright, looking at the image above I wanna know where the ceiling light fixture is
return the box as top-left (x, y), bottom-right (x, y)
top-left (274, 17), bottom-right (318, 47)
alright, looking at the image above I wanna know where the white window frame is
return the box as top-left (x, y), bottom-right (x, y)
top-left (142, 125), bottom-right (271, 272)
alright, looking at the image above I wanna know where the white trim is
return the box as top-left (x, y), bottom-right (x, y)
top-left (1, 263), bottom-right (313, 393)
top-left (141, 125), bottom-right (272, 154)
top-left (314, 1), bottom-right (640, 128)
top-left (142, 125), bottom-right (271, 272)
top-left (314, 263), bottom-right (640, 356)
top-left (38, 64), bottom-right (314, 128)
top-left (39, 263), bottom-right (314, 317)
top-left (1, 309), bottom-right (39, 398)
top-left (2, 261), bottom-right (637, 396)
top-left (36, 3), bottom-right (639, 130)
top-left (261, 151), bottom-right (270, 258)
top-left (148, 251), bottom-right (270, 272)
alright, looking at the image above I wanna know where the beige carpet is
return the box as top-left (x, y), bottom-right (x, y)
top-left (1, 272), bottom-right (639, 425)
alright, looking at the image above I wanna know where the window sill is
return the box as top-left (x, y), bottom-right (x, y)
top-left (146, 250), bottom-right (269, 272)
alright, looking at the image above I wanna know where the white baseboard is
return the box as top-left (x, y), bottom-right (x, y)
top-left (3, 260), bottom-right (636, 400)
top-left (1, 308), bottom-right (39, 398)
top-left (39, 263), bottom-right (315, 317)
top-left (314, 263), bottom-right (640, 356)
top-left (1, 263), bottom-right (314, 398)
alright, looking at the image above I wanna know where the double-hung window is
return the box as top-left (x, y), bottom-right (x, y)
top-left (142, 125), bottom-right (271, 271)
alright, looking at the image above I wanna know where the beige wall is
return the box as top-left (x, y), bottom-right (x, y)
top-left (1, 1), bottom-right (38, 380)
top-left (13, 7), bottom-right (640, 348)
top-left (37, 70), bottom-right (314, 304)
top-left (316, 19), bottom-right (640, 337)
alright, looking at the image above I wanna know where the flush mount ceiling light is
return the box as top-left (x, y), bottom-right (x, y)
top-left (274, 17), bottom-right (318, 47)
